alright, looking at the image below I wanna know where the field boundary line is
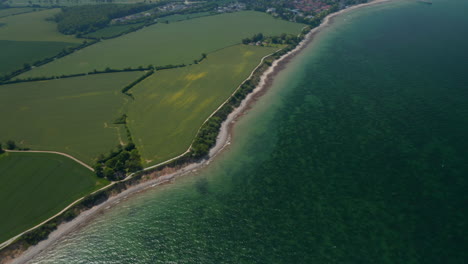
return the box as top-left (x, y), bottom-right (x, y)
top-left (4, 150), bottom-right (93, 171)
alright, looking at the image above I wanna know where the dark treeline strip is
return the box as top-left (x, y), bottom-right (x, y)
top-left (155, 2), bottom-right (219, 22)
top-left (83, 21), bottom-right (157, 41)
top-left (193, 53), bottom-right (207, 65)
top-left (0, 68), bottom-right (137, 85)
top-left (121, 70), bottom-right (154, 96)
top-left (0, 39), bottom-right (98, 83)
top-left (0, 25), bottom-right (309, 259)
top-left (242, 32), bottom-right (302, 45)
top-left (0, 63), bottom-right (188, 86)
top-left (53, 3), bottom-right (161, 35)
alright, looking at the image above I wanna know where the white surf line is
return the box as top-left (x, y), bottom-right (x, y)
top-left (4, 150), bottom-right (94, 171)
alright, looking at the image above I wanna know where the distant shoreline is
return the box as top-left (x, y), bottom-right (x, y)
top-left (4, 1), bottom-right (392, 262)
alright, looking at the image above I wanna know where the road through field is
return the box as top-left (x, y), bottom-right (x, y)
top-left (5, 150), bottom-right (93, 171)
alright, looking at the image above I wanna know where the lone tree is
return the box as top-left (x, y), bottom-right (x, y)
top-left (6, 140), bottom-right (16, 150)
top-left (0, 143), bottom-right (4, 154)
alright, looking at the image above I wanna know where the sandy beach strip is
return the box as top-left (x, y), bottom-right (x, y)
top-left (4, 1), bottom-right (392, 263)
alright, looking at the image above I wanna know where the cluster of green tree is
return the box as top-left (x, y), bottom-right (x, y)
top-left (0, 140), bottom-right (17, 150)
top-left (53, 4), bottom-right (157, 35)
top-left (193, 53), bottom-right (207, 64)
top-left (242, 33), bottom-right (265, 44)
top-left (0, 140), bottom-right (30, 152)
top-left (2, 140), bottom-right (31, 150)
top-left (21, 221), bottom-right (57, 246)
top-left (242, 33), bottom-right (301, 46)
top-left (93, 143), bottom-right (143, 181)
top-left (0, 40), bottom-right (97, 83)
top-left (5, 140), bottom-right (16, 150)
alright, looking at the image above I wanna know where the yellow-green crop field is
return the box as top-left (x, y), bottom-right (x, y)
top-left (127, 44), bottom-right (277, 165)
top-left (0, 72), bottom-right (143, 164)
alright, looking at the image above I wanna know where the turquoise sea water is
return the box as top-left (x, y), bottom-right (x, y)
top-left (28, 0), bottom-right (467, 263)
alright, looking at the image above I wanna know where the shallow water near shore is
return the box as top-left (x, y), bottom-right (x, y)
top-left (27, 0), bottom-right (468, 263)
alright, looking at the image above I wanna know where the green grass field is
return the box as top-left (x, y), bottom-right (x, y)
top-left (0, 8), bottom-right (82, 75)
top-left (83, 22), bottom-right (145, 39)
top-left (0, 40), bottom-right (76, 75)
top-left (0, 7), bottom-right (41, 18)
top-left (127, 45), bottom-right (277, 165)
top-left (0, 151), bottom-right (108, 244)
top-left (20, 11), bottom-right (304, 78)
top-left (0, 72), bottom-right (143, 164)
top-left (0, 9), bottom-right (81, 42)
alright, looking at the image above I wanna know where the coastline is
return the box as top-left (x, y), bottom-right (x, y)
top-left (4, 0), bottom-right (391, 262)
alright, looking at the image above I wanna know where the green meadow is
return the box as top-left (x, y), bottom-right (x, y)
top-left (0, 7), bottom-right (41, 18)
top-left (0, 72), bottom-right (142, 164)
top-left (0, 9), bottom-right (81, 42)
top-left (21, 11), bottom-right (304, 78)
top-left (0, 9), bottom-right (81, 75)
top-left (0, 151), bottom-right (108, 244)
top-left (127, 45), bottom-right (277, 165)
top-left (0, 40), bottom-right (75, 75)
